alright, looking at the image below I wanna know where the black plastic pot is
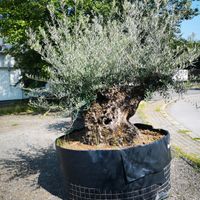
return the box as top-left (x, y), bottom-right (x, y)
top-left (56, 123), bottom-right (171, 200)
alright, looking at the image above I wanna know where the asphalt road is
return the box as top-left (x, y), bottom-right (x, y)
top-left (168, 90), bottom-right (200, 138)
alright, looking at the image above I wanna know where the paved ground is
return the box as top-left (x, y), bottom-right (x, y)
top-left (0, 111), bottom-right (200, 199)
top-left (168, 92), bottom-right (200, 138)
top-left (0, 114), bottom-right (70, 200)
top-left (139, 91), bottom-right (200, 158)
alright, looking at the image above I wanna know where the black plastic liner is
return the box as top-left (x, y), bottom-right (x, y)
top-left (56, 123), bottom-right (171, 200)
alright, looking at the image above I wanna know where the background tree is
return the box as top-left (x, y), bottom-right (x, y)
top-left (0, 0), bottom-right (199, 87)
top-left (28, 0), bottom-right (200, 146)
top-left (0, 0), bottom-right (118, 87)
top-left (0, 0), bottom-right (50, 87)
top-left (186, 40), bottom-right (200, 82)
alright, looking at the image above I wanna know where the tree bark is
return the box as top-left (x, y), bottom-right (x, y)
top-left (79, 86), bottom-right (145, 146)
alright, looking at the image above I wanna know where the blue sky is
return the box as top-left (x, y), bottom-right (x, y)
top-left (181, 1), bottom-right (200, 40)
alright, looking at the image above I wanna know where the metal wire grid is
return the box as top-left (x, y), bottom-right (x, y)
top-left (67, 164), bottom-right (171, 200)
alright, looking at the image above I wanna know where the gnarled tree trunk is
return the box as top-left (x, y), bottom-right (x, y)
top-left (72, 86), bottom-right (145, 146)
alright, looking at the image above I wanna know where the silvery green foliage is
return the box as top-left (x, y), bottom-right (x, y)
top-left (28, 0), bottom-right (199, 116)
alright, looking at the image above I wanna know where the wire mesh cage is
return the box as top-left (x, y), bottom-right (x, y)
top-left (66, 163), bottom-right (171, 200)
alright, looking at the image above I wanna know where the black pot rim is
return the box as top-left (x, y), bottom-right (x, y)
top-left (56, 123), bottom-right (170, 152)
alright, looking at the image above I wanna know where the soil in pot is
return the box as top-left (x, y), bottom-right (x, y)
top-left (57, 127), bottom-right (164, 150)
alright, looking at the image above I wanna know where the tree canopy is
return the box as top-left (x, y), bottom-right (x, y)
top-left (0, 0), bottom-right (199, 87)
top-left (28, 0), bottom-right (200, 116)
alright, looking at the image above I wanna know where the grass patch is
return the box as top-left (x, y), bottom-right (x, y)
top-left (188, 82), bottom-right (200, 89)
top-left (173, 145), bottom-right (200, 169)
top-left (192, 138), bottom-right (200, 141)
top-left (0, 101), bottom-right (33, 116)
top-left (137, 101), bottom-right (150, 124)
top-left (0, 101), bottom-right (61, 116)
top-left (184, 81), bottom-right (200, 89)
top-left (177, 129), bottom-right (191, 135)
top-left (154, 105), bottom-right (161, 112)
top-left (11, 123), bottom-right (19, 126)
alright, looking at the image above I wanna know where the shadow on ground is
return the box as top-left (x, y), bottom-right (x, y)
top-left (48, 120), bottom-right (70, 133)
top-left (0, 146), bottom-right (67, 200)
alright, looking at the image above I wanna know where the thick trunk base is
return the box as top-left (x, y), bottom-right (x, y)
top-left (72, 86), bottom-right (145, 146)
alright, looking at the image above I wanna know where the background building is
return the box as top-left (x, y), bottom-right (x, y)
top-left (0, 39), bottom-right (26, 101)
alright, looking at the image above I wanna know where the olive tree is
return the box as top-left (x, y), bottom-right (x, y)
top-left (0, 0), bottom-right (198, 88)
top-left (28, 0), bottom-right (200, 146)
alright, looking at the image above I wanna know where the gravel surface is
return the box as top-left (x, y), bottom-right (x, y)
top-left (0, 114), bottom-right (200, 200)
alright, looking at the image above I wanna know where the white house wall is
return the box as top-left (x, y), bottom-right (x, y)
top-left (0, 69), bottom-right (24, 101)
top-left (0, 39), bottom-right (26, 101)
top-left (0, 54), bottom-right (5, 68)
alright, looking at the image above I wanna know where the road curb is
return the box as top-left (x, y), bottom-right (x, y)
top-left (139, 97), bottom-right (200, 159)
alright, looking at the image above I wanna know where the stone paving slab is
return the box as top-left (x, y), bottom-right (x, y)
top-left (139, 96), bottom-right (200, 158)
